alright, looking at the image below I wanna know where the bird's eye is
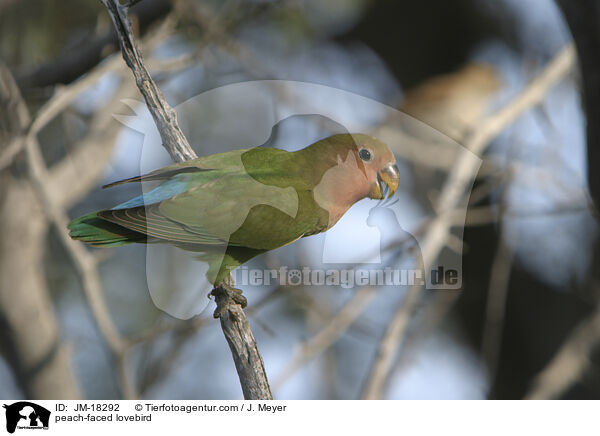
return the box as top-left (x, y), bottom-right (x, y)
top-left (358, 148), bottom-right (372, 162)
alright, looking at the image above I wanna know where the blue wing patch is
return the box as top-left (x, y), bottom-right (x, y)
top-left (112, 178), bottom-right (189, 210)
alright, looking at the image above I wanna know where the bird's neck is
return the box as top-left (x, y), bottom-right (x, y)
top-left (298, 144), bottom-right (370, 228)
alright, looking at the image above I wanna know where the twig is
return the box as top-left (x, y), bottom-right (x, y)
top-left (525, 302), bottom-right (600, 399)
top-left (361, 43), bottom-right (576, 399)
top-left (101, 0), bottom-right (196, 162)
top-left (137, 316), bottom-right (209, 394)
top-left (102, 0), bottom-right (273, 399)
top-left (0, 56), bottom-right (122, 172)
top-left (212, 283), bottom-right (273, 399)
top-left (136, 287), bottom-right (284, 394)
top-left (0, 14), bottom-right (179, 173)
top-left (272, 286), bottom-right (376, 390)
top-left (480, 142), bottom-right (517, 385)
top-left (480, 228), bottom-right (514, 384)
top-left (175, 0), bottom-right (266, 77)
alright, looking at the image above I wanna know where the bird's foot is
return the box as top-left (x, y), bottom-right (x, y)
top-left (210, 283), bottom-right (247, 319)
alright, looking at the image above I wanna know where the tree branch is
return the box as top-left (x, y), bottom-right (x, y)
top-left (101, 0), bottom-right (273, 399)
top-left (212, 283), bottom-right (272, 400)
top-left (0, 63), bottom-right (82, 399)
top-left (525, 298), bottom-right (600, 399)
top-left (101, 0), bottom-right (196, 162)
top-left (25, 128), bottom-right (137, 399)
top-left (3, 60), bottom-right (139, 398)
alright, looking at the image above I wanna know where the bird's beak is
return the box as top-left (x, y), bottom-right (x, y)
top-left (380, 163), bottom-right (400, 198)
top-left (369, 163), bottom-right (400, 199)
top-left (369, 164), bottom-right (400, 200)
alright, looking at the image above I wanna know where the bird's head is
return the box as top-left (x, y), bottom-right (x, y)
top-left (306, 133), bottom-right (400, 227)
top-left (347, 134), bottom-right (400, 200)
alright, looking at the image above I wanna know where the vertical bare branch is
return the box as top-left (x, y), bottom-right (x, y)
top-left (480, 230), bottom-right (514, 382)
top-left (101, 0), bottom-right (272, 399)
top-left (213, 286), bottom-right (273, 400)
top-left (480, 169), bottom-right (515, 384)
top-left (101, 0), bottom-right (196, 162)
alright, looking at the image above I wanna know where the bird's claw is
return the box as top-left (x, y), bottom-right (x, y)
top-left (210, 283), bottom-right (247, 319)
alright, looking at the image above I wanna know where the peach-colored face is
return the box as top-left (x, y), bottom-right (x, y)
top-left (348, 134), bottom-right (399, 200)
top-left (313, 134), bottom-right (400, 228)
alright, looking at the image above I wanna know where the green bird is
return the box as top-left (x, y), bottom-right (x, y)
top-left (68, 133), bottom-right (400, 295)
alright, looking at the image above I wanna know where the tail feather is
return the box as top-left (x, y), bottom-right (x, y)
top-left (68, 212), bottom-right (147, 247)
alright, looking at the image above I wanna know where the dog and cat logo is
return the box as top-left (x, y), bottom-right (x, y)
top-left (2, 402), bottom-right (50, 433)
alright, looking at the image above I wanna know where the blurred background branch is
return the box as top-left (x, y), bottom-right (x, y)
top-left (525, 298), bottom-right (600, 399)
top-left (0, 63), bottom-right (81, 399)
top-left (362, 44), bottom-right (575, 400)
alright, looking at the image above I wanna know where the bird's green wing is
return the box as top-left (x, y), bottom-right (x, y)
top-left (102, 148), bottom-right (251, 188)
top-left (99, 147), bottom-right (310, 249)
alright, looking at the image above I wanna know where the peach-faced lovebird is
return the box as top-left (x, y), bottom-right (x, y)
top-left (69, 133), bottom-right (399, 288)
